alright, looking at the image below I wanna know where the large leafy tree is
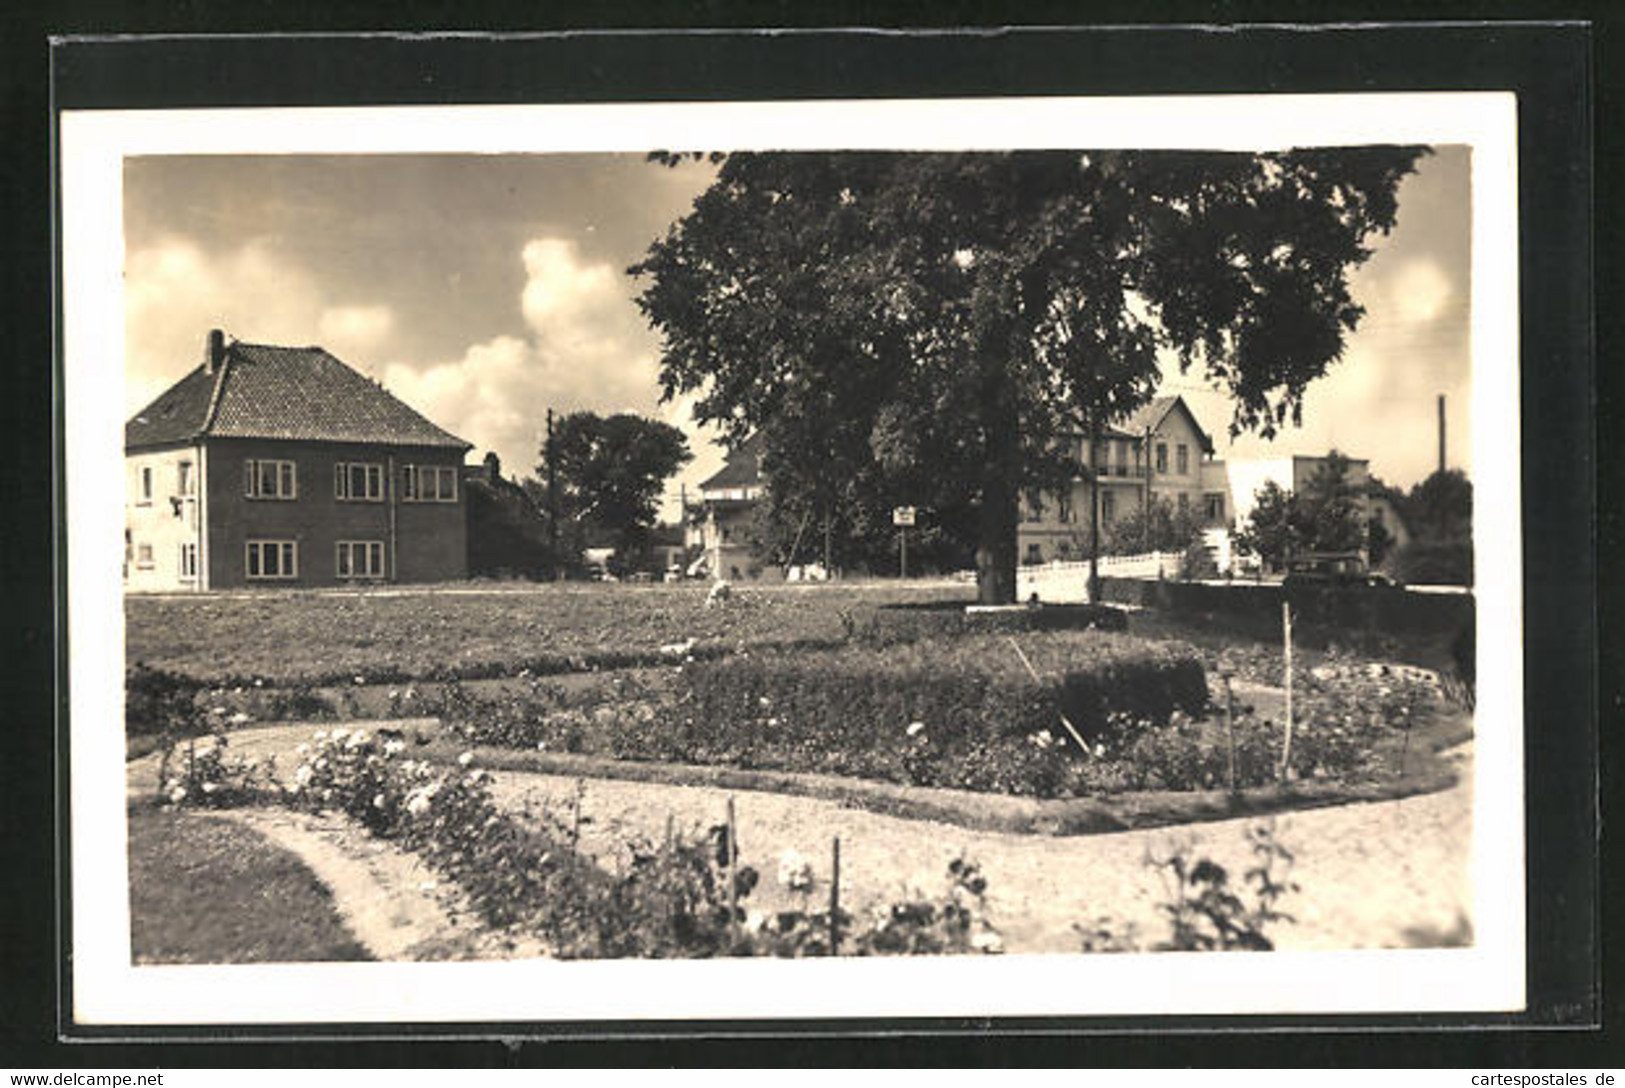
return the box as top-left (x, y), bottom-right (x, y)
top-left (630, 147), bottom-right (1425, 603)
top-left (535, 411), bottom-right (692, 561)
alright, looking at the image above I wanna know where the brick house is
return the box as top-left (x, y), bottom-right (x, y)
top-left (124, 330), bottom-right (471, 590)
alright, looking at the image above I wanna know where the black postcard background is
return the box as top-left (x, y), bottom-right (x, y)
top-left (3, 8), bottom-right (1606, 1067)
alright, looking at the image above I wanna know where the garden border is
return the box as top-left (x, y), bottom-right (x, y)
top-left (450, 731), bottom-right (1468, 837)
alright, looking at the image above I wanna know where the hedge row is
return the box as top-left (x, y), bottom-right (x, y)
top-left (448, 631), bottom-right (1210, 798)
top-left (861, 602), bottom-right (1129, 642)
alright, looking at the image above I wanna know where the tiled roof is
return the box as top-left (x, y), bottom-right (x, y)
top-left (698, 432), bottom-right (765, 490)
top-left (1115, 395), bottom-right (1214, 453)
top-left (126, 340), bottom-right (470, 451)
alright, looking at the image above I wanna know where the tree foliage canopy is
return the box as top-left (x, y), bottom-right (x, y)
top-left (536, 411), bottom-right (692, 553)
top-left (630, 147), bottom-right (1426, 598)
top-left (1235, 451), bottom-right (1369, 569)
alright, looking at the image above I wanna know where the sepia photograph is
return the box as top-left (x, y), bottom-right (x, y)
top-left (60, 91), bottom-right (1525, 1026)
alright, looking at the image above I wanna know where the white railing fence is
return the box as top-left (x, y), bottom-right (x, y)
top-left (1014, 550), bottom-right (1185, 601)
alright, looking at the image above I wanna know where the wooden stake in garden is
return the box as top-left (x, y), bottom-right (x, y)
top-left (1223, 673), bottom-right (1237, 795)
top-left (829, 836), bottom-right (842, 956)
top-left (725, 795), bottom-right (739, 928)
top-left (1280, 601), bottom-right (1294, 782)
top-left (1006, 635), bottom-right (1092, 759)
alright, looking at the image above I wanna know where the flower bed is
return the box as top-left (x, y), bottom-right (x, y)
top-left (443, 632), bottom-right (1216, 798)
top-left (159, 728), bottom-right (1002, 959)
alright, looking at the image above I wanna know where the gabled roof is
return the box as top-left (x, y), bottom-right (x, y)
top-left (1114, 395), bottom-right (1215, 454)
top-left (698, 432), bottom-right (765, 491)
top-left (126, 340), bottom-right (470, 452)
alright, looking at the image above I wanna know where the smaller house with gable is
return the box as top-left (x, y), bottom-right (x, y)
top-left (125, 330), bottom-right (472, 591)
top-left (1018, 395), bottom-right (1233, 564)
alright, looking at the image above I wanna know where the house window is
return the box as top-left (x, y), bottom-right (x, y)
top-left (1205, 493), bottom-right (1225, 521)
top-left (1025, 543), bottom-right (1044, 565)
top-left (1177, 492), bottom-right (1189, 516)
top-left (244, 459), bottom-right (297, 500)
top-left (1155, 443), bottom-right (1168, 474)
top-left (1114, 442), bottom-right (1127, 477)
top-left (179, 542), bottom-right (198, 580)
top-left (337, 540), bottom-right (386, 579)
top-left (246, 539), bottom-right (298, 580)
top-left (135, 542), bottom-right (154, 569)
top-left (335, 462), bottom-right (385, 502)
top-left (1177, 444), bottom-right (1189, 475)
top-left (1057, 489), bottom-right (1073, 524)
top-left (403, 464), bottom-right (457, 502)
top-left (138, 466), bottom-right (153, 505)
top-left (1024, 493), bottom-right (1044, 522)
top-left (177, 460), bottom-right (195, 496)
top-left (1101, 491), bottom-right (1116, 525)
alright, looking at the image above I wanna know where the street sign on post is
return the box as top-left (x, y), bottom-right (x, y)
top-left (893, 507), bottom-right (915, 579)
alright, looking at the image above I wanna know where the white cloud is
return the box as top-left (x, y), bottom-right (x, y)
top-left (125, 235), bottom-right (394, 409)
top-left (318, 304), bottom-right (396, 358)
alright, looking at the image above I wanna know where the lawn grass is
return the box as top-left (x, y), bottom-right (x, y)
top-left (127, 806), bottom-right (372, 964)
top-left (126, 580), bottom-right (971, 684)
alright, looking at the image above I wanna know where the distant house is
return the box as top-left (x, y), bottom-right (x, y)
top-left (1018, 395), bottom-right (1232, 564)
top-left (462, 452), bottom-right (555, 578)
top-left (125, 330), bottom-right (471, 590)
top-left (685, 433), bottom-right (770, 580)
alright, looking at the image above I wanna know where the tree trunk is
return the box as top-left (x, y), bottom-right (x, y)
top-left (975, 393), bottom-right (1021, 605)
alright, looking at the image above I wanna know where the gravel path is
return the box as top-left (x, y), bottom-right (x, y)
top-left (488, 743), bottom-right (1474, 953)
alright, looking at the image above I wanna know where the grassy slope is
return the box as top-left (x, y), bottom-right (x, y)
top-left (128, 807), bottom-right (371, 964)
top-left (126, 582), bottom-right (969, 683)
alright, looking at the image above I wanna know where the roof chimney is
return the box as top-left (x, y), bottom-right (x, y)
top-left (205, 328), bottom-right (226, 375)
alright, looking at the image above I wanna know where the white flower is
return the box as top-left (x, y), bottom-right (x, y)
top-left (346, 730), bottom-right (370, 749)
top-left (384, 739), bottom-right (406, 756)
top-left (230, 712), bottom-right (250, 725)
top-left (313, 731), bottom-right (328, 742)
top-left (169, 787), bottom-right (186, 804)
top-left (209, 707), bottom-right (227, 717)
top-left (1094, 743), bottom-right (1106, 758)
top-left (777, 849), bottom-right (814, 892)
top-left (354, 675), bottom-right (365, 685)
top-left (906, 721), bottom-right (926, 738)
top-left (253, 678), bottom-right (264, 688)
top-left (201, 782), bottom-right (218, 794)
top-left (457, 751), bottom-right (475, 767)
top-left (295, 743), bottom-right (310, 756)
top-left (758, 696), bottom-right (772, 709)
top-left (743, 909), bottom-right (767, 935)
top-left (971, 930), bottom-right (1004, 954)
top-left (294, 765), bottom-right (313, 788)
top-left (330, 728), bottom-right (350, 743)
top-left (388, 690), bottom-right (399, 700)
top-left (372, 793), bottom-right (387, 809)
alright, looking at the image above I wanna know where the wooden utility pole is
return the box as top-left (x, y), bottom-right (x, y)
top-left (546, 408), bottom-right (560, 580)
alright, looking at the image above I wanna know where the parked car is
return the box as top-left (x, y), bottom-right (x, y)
top-left (1282, 551), bottom-right (1369, 589)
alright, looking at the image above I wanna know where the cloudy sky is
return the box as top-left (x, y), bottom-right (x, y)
top-left (125, 146), bottom-right (1470, 514)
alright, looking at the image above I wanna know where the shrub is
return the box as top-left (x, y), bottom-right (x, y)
top-left (1078, 824), bottom-right (1298, 952)
top-left (126, 663), bottom-right (205, 738)
top-left (161, 733), bottom-right (279, 809)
